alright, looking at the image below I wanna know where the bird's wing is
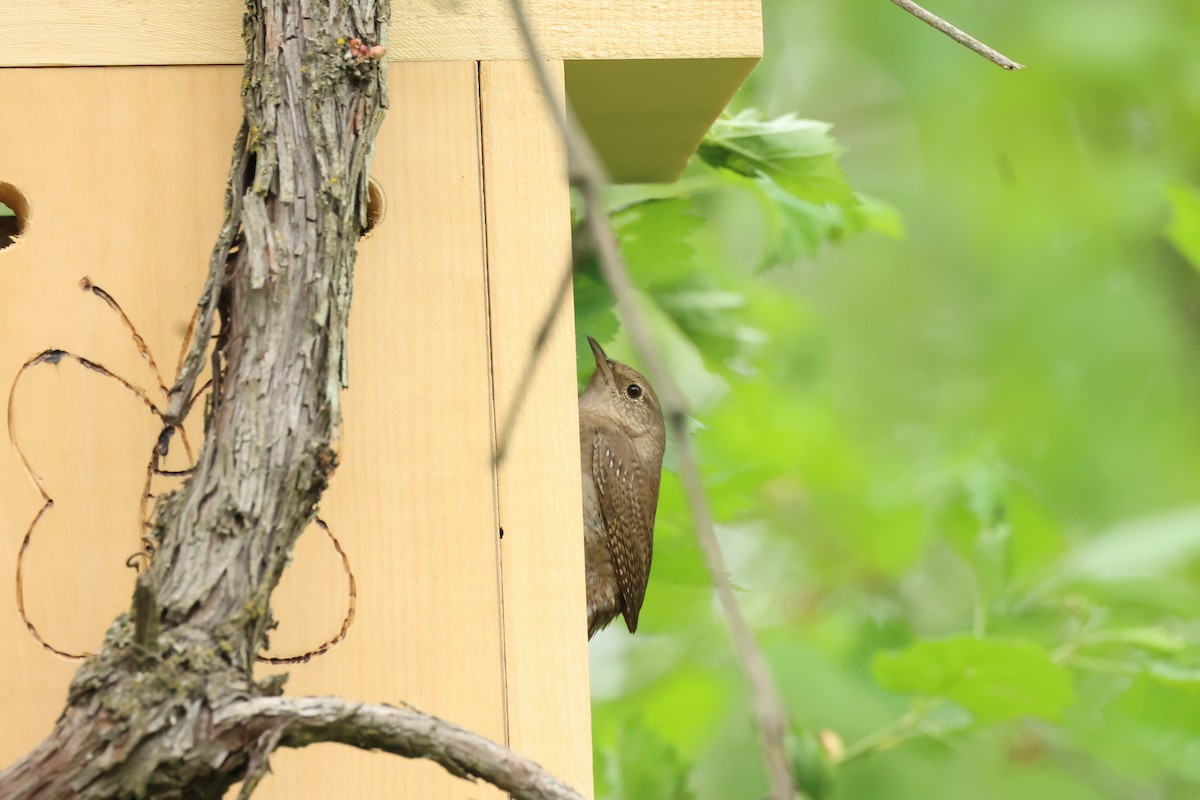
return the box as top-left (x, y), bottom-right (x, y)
top-left (591, 428), bottom-right (658, 633)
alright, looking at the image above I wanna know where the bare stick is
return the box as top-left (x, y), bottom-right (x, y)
top-left (220, 696), bottom-right (584, 800)
top-left (890, 0), bottom-right (1023, 71)
top-left (506, 2), bottom-right (797, 797)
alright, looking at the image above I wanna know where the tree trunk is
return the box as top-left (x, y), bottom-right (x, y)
top-left (2, 1), bottom-right (390, 796)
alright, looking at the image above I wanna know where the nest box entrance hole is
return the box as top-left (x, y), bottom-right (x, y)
top-left (0, 182), bottom-right (29, 251)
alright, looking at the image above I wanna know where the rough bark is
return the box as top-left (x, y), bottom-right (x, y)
top-left (219, 697), bottom-right (583, 800)
top-left (0, 2), bottom-right (580, 798)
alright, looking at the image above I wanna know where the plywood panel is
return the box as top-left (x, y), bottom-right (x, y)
top-left (0, 1), bottom-right (762, 66)
top-left (0, 2), bottom-right (763, 185)
top-left (252, 60), bottom-right (507, 800)
top-left (0, 63), bottom-right (510, 799)
top-left (0, 65), bottom-right (240, 760)
top-left (480, 60), bottom-right (595, 796)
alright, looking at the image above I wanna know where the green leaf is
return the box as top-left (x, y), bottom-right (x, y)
top-left (1080, 627), bottom-right (1189, 654)
top-left (654, 287), bottom-right (754, 368)
top-left (845, 192), bottom-right (904, 239)
top-left (749, 177), bottom-right (844, 267)
top-left (613, 198), bottom-right (704, 290)
top-left (1058, 505), bottom-right (1200, 582)
top-left (790, 730), bottom-right (837, 800)
top-left (594, 745), bottom-right (614, 799)
top-left (614, 717), bottom-right (695, 800)
top-left (573, 260), bottom-right (618, 384)
top-left (872, 637), bottom-right (1076, 722)
top-left (698, 110), bottom-right (856, 207)
top-left (1005, 480), bottom-right (1067, 582)
top-left (647, 475), bottom-right (715, 589)
top-left (0, 201), bottom-right (14, 217)
top-left (931, 457), bottom-right (1009, 560)
top-left (1104, 673), bottom-right (1200, 779)
top-left (1118, 672), bottom-right (1200, 732)
top-left (1166, 183), bottom-right (1200, 271)
top-left (751, 181), bottom-right (904, 269)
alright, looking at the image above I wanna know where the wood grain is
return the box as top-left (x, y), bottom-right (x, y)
top-left (0, 63), bottom-right (513, 798)
top-left (480, 60), bottom-right (595, 797)
top-left (0, 1), bottom-right (762, 184)
top-left (0, 0), bottom-right (761, 66)
top-left (0, 68), bottom-right (237, 760)
top-left (252, 60), bottom-right (508, 799)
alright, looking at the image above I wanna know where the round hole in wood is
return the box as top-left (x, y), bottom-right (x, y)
top-left (0, 182), bottom-right (30, 251)
top-left (362, 178), bottom-right (385, 236)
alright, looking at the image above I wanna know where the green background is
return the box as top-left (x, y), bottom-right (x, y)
top-left (580, 1), bottom-right (1200, 797)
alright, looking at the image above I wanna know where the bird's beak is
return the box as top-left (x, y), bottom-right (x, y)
top-left (587, 336), bottom-right (615, 385)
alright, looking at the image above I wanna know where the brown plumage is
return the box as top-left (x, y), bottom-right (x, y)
top-left (579, 336), bottom-right (666, 638)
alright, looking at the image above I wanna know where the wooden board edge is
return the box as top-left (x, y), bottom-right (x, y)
top-left (0, 1), bottom-right (762, 67)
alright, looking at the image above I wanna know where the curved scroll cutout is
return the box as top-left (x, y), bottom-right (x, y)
top-left (8, 281), bottom-right (356, 662)
top-left (8, 349), bottom-right (165, 660)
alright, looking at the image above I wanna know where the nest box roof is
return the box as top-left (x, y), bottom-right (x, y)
top-left (0, 0), bottom-right (762, 183)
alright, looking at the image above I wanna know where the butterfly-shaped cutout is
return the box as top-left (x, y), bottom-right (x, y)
top-left (7, 278), bottom-right (355, 664)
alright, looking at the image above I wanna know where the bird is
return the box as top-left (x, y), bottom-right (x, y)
top-left (579, 336), bottom-right (666, 639)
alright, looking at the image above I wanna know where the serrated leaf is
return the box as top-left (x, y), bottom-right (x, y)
top-left (845, 193), bottom-right (904, 239)
top-left (654, 288), bottom-right (753, 367)
top-left (750, 177), bottom-right (843, 267)
top-left (613, 198), bottom-right (703, 290)
top-left (747, 183), bottom-right (902, 270)
top-left (698, 110), bottom-right (856, 207)
top-left (872, 636), bottom-right (1076, 722)
top-left (1166, 183), bottom-right (1200, 272)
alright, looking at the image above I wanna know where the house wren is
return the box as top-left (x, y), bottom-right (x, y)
top-left (579, 336), bottom-right (666, 638)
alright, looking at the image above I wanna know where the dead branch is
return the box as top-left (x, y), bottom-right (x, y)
top-left (889, 0), bottom-right (1024, 71)
top-left (219, 696), bottom-right (584, 800)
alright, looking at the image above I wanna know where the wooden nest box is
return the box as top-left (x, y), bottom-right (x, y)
top-left (0, 1), bottom-right (761, 796)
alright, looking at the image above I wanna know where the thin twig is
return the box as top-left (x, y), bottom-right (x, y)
top-left (506, 2), bottom-right (797, 797)
top-left (219, 696), bottom-right (584, 800)
top-left (890, 0), bottom-right (1023, 71)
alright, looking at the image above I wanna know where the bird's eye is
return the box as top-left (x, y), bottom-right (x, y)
top-left (626, 384), bottom-right (643, 399)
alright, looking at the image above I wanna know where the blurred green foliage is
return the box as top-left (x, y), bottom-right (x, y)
top-left (577, 1), bottom-right (1200, 798)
